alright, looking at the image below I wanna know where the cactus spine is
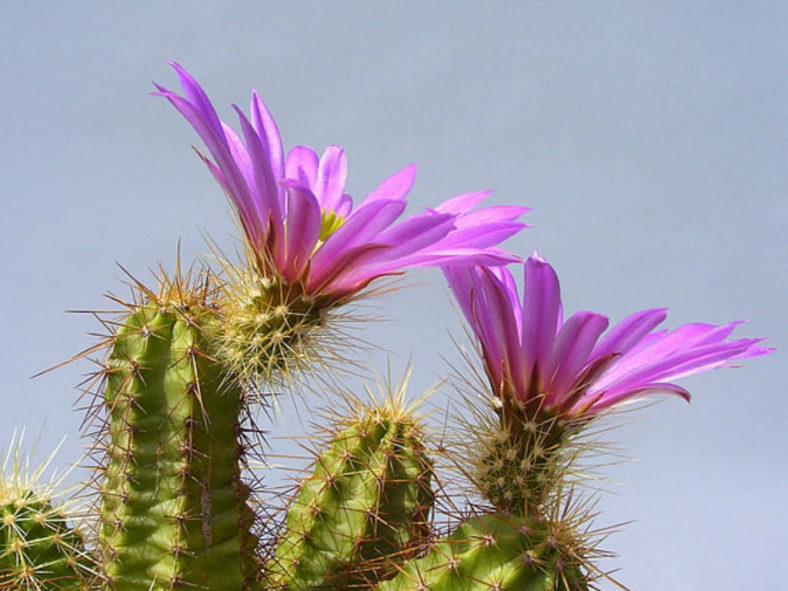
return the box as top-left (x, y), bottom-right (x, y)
top-left (96, 275), bottom-right (261, 590)
top-left (268, 393), bottom-right (434, 590)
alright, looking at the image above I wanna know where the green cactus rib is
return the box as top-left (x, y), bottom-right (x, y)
top-left (1, 492), bottom-right (92, 590)
top-left (377, 512), bottom-right (588, 591)
top-left (268, 411), bottom-right (434, 590)
top-left (98, 299), bottom-right (260, 590)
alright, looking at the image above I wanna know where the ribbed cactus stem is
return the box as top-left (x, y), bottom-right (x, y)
top-left (268, 394), bottom-right (434, 590)
top-left (378, 512), bottom-right (588, 591)
top-left (97, 279), bottom-right (261, 590)
top-left (1, 492), bottom-right (91, 590)
top-left (1, 433), bottom-right (93, 590)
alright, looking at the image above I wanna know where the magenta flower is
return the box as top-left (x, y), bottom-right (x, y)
top-left (445, 254), bottom-right (771, 418)
top-left (155, 62), bottom-right (527, 302)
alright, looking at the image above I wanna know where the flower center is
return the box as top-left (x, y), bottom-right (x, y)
top-left (319, 209), bottom-right (344, 242)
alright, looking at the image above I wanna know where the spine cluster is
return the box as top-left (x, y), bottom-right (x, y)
top-left (0, 434), bottom-right (94, 590)
top-left (1, 492), bottom-right (91, 590)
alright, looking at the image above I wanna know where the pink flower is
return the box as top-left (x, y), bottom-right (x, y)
top-left (155, 62), bottom-right (527, 302)
top-left (445, 254), bottom-right (771, 418)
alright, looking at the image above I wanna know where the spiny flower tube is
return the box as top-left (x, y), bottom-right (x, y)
top-left (443, 254), bottom-right (771, 515)
top-left (155, 62), bottom-right (528, 381)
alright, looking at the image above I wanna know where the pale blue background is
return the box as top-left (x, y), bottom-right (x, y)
top-left (1, 2), bottom-right (786, 589)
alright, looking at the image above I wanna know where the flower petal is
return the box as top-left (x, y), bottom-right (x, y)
top-left (432, 221), bottom-right (527, 250)
top-left (443, 255), bottom-right (771, 419)
top-left (521, 254), bottom-right (561, 380)
top-left (427, 247), bottom-right (522, 267)
top-left (372, 212), bottom-right (456, 258)
top-left (167, 61), bottom-right (226, 136)
top-left (158, 65), bottom-right (534, 305)
top-left (155, 86), bottom-right (262, 240)
top-left (314, 146), bottom-right (348, 212)
top-left (479, 268), bottom-right (525, 395)
top-left (430, 193), bottom-right (528, 250)
top-left (281, 180), bottom-right (321, 282)
top-left (285, 145), bottom-right (319, 187)
top-left (544, 311), bottom-right (609, 405)
top-left (444, 266), bottom-right (477, 329)
top-left (489, 265), bottom-right (522, 335)
top-left (355, 213), bottom-right (458, 277)
top-left (232, 105), bottom-right (286, 244)
top-left (433, 191), bottom-right (494, 214)
top-left (451, 204), bottom-right (531, 228)
top-left (250, 90), bottom-right (285, 202)
top-left (584, 382), bottom-right (691, 414)
top-left (335, 193), bottom-right (353, 217)
top-left (309, 199), bottom-right (407, 287)
top-left (307, 243), bottom-right (390, 297)
top-left (592, 339), bottom-right (761, 401)
top-left (597, 323), bottom-right (732, 384)
top-left (359, 164), bottom-right (417, 206)
top-left (445, 267), bottom-right (507, 387)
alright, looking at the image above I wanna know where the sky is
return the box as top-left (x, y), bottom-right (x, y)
top-left (1, 2), bottom-right (786, 589)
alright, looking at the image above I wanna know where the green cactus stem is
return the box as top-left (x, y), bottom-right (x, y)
top-left (1, 433), bottom-right (94, 590)
top-left (95, 272), bottom-right (261, 590)
top-left (377, 511), bottom-right (589, 591)
top-left (267, 390), bottom-right (434, 590)
top-left (1, 492), bottom-right (92, 590)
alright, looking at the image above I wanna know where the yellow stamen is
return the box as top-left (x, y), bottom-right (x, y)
top-left (319, 209), bottom-right (345, 242)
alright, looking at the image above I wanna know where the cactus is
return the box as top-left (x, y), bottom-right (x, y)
top-left (0, 62), bottom-right (771, 591)
top-left (1, 492), bottom-right (92, 590)
top-left (93, 272), bottom-right (262, 590)
top-left (1, 433), bottom-right (94, 590)
top-left (267, 388), bottom-right (434, 590)
top-left (378, 511), bottom-right (588, 591)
